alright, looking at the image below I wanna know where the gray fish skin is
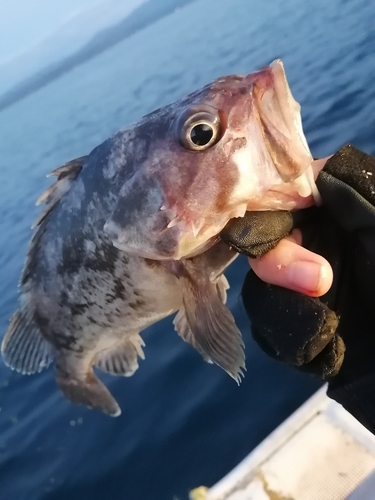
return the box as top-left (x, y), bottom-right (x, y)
top-left (1, 59), bottom-right (318, 416)
top-left (1, 133), bottom-right (241, 416)
top-left (3, 143), bottom-right (186, 416)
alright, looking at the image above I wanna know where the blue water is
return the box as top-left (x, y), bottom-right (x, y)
top-left (0, 0), bottom-right (374, 498)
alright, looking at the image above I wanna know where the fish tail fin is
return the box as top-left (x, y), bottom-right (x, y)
top-left (55, 364), bottom-right (121, 417)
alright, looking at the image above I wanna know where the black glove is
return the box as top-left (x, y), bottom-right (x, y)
top-left (221, 145), bottom-right (375, 434)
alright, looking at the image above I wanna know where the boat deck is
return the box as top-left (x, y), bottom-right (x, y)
top-left (191, 386), bottom-right (375, 500)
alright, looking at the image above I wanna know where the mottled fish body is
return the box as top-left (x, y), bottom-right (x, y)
top-left (1, 60), bottom-right (319, 416)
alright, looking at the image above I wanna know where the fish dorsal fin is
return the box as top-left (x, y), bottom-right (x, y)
top-left (33, 157), bottom-right (85, 228)
top-left (1, 309), bottom-right (53, 374)
top-left (21, 157), bottom-right (85, 286)
top-left (95, 335), bottom-right (145, 377)
top-left (178, 270), bottom-right (245, 382)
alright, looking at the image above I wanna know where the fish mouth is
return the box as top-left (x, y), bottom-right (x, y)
top-left (250, 59), bottom-right (321, 204)
top-left (106, 202), bottom-right (218, 261)
top-left (110, 224), bottom-right (218, 261)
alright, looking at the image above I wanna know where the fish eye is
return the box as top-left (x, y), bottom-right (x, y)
top-left (176, 105), bottom-right (222, 151)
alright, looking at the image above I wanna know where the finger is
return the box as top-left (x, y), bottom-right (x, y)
top-left (249, 238), bottom-right (333, 297)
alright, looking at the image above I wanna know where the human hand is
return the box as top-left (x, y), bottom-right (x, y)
top-left (222, 156), bottom-right (334, 297)
top-left (222, 145), bottom-right (375, 433)
top-left (223, 155), bottom-right (334, 296)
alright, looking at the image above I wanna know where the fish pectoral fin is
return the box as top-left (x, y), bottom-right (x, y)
top-left (95, 334), bottom-right (145, 377)
top-left (173, 310), bottom-right (213, 364)
top-left (56, 363), bottom-right (121, 417)
top-left (1, 309), bottom-right (53, 374)
top-left (181, 276), bottom-right (245, 383)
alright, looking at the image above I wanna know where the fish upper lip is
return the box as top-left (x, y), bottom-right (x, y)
top-left (255, 60), bottom-right (295, 140)
top-left (249, 59), bottom-right (313, 183)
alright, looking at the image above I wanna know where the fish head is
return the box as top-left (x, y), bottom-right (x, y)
top-left (105, 59), bottom-right (318, 260)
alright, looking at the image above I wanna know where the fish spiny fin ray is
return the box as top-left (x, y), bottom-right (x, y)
top-left (1, 309), bottom-right (53, 374)
top-left (34, 157), bottom-right (85, 228)
top-left (95, 335), bottom-right (145, 377)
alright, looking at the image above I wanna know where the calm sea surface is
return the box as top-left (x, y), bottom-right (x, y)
top-left (0, 0), bottom-right (374, 498)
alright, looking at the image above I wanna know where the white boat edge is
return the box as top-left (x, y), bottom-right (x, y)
top-left (190, 385), bottom-right (375, 500)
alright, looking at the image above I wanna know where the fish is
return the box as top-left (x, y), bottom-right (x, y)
top-left (1, 59), bottom-right (320, 416)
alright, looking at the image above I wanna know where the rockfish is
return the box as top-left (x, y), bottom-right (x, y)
top-left (1, 60), bottom-right (319, 416)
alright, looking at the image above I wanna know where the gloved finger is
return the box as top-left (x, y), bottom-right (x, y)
top-left (242, 270), bottom-right (340, 370)
top-left (221, 210), bottom-right (293, 258)
top-left (249, 237), bottom-right (333, 297)
top-left (298, 334), bottom-right (345, 378)
top-left (252, 327), bottom-right (345, 378)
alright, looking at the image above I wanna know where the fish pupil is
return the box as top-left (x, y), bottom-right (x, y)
top-left (190, 123), bottom-right (213, 146)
